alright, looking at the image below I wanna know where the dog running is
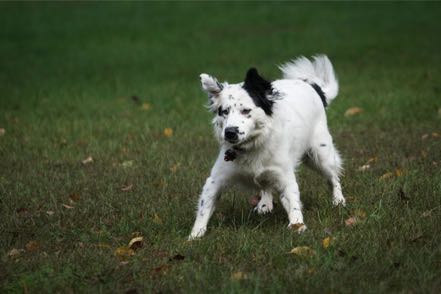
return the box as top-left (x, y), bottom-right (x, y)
top-left (189, 55), bottom-right (346, 239)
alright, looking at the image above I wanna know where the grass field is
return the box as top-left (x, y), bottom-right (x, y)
top-left (1, 2), bottom-right (441, 293)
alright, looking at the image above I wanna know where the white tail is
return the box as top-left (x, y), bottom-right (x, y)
top-left (279, 55), bottom-right (339, 104)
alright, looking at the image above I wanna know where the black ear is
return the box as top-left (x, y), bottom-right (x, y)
top-left (243, 68), bottom-right (274, 115)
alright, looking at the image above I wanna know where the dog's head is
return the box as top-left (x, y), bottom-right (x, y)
top-left (200, 68), bottom-right (275, 149)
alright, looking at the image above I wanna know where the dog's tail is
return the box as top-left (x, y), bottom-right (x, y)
top-left (279, 55), bottom-right (339, 104)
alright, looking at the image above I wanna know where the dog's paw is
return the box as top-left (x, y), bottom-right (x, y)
top-left (254, 198), bottom-right (273, 215)
top-left (188, 227), bottom-right (206, 240)
top-left (288, 223), bottom-right (307, 233)
top-left (332, 194), bottom-right (346, 207)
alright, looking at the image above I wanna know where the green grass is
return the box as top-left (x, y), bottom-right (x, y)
top-left (1, 2), bottom-right (441, 293)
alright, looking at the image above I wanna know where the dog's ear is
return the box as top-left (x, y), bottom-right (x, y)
top-left (243, 68), bottom-right (274, 115)
top-left (200, 73), bottom-right (223, 97)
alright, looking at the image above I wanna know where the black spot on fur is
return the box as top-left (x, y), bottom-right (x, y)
top-left (224, 149), bottom-right (237, 161)
top-left (200, 200), bottom-right (204, 207)
top-left (310, 83), bottom-right (327, 108)
top-left (243, 68), bottom-right (274, 115)
top-left (320, 143), bottom-right (327, 147)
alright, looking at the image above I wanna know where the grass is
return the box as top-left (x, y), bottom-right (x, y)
top-left (1, 2), bottom-right (441, 293)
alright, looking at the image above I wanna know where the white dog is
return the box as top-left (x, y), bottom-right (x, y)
top-left (189, 55), bottom-right (346, 239)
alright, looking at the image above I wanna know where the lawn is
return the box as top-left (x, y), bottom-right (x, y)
top-left (1, 2), bottom-right (441, 293)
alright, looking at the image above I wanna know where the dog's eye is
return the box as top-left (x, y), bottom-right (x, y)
top-left (218, 107), bottom-right (230, 116)
top-left (241, 109), bottom-right (251, 115)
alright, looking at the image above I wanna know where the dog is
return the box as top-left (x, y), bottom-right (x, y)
top-left (189, 55), bottom-right (345, 239)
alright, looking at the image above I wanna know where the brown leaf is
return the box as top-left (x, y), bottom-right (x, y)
top-left (114, 246), bottom-right (135, 258)
top-left (344, 107), bottom-right (363, 117)
top-left (128, 237), bottom-right (143, 250)
top-left (163, 128), bottom-right (173, 138)
top-left (170, 163), bottom-right (180, 173)
top-left (345, 216), bottom-right (358, 226)
top-left (322, 237), bottom-right (333, 249)
top-left (289, 246), bottom-right (316, 257)
top-left (231, 271), bottom-right (248, 281)
top-left (69, 193), bottom-right (80, 202)
top-left (141, 102), bottom-right (151, 110)
top-left (25, 240), bottom-right (40, 252)
top-left (120, 184), bottom-right (133, 192)
top-left (62, 204), bottom-right (74, 209)
top-left (432, 132), bottom-right (440, 138)
top-left (0, 128), bottom-right (5, 136)
top-left (7, 248), bottom-right (24, 258)
top-left (357, 164), bottom-right (371, 171)
top-left (82, 156), bottom-right (93, 165)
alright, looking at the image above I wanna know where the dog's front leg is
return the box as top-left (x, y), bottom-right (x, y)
top-left (279, 175), bottom-right (307, 233)
top-left (189, 176), bottom-right (221, 239)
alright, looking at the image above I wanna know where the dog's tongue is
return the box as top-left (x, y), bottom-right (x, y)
top-left (224, 149), bottom-right (237, 161)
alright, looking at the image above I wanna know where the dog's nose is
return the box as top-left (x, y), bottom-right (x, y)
top-left (224, 127), bottom-right (239, 142)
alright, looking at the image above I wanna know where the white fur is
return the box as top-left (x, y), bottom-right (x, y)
top-left (189, 55), bottom-right (345, 239)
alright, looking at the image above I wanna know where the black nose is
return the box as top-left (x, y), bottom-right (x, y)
top-left (224, 127), bottom-right (239, 142)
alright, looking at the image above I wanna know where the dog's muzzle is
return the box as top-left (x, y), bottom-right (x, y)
top-left (224, 127), bottom-right (239, 143)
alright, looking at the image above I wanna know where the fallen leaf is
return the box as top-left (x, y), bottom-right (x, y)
top-left (421, 134), bottom-right (429, 140)
top-left (169, 254), bottom-right (185, 261)
top-left (62, 204), bottom-right (74, 209)
top-left (379, 172), bottom-right (394, 180)
top-left (163, 128), bottom-right (173, 138)
top-left (153, 213), bottom-right (163, 225)
top-left (46, 210), bottom-right (54, 216)
top-left (120, 184), bottom-right (133, 192)
top-left (344, 107), bottom-right (363, 117)
top-left (345, 216), bottom-right (358, 226)
top-left (231, 271), bottom-right (248, 281)
top-left (7, 248), bottom-right (24, 258)
top-left (367, 157), bottom-right (378, 164)
top-left (114, 246), bottom-right (135, 258)
top-left (395, 169), bottom-right (404, 177)
top-left (25, 240), bottom-right (40, 252)
top-left (289, 246), bottom-right (316, 257)
top-left (432, 132), bottom-right (440, 138)
top-left (128, 237), bottom-right (143, 250)
top-left (69, 193), bottom-right (80, 202)
top-left (121, 160), bottom-right (133, 168)
top-left (82, 156), bottom-right (93, 165)
top-left (322, 237), bottom-right (333, 249)
top-left (357, 164), bottom-right (370, 171)
top-left (0, 128), bottom-right (5, 136)
top-left (141, 102), bottom-right (151, 110)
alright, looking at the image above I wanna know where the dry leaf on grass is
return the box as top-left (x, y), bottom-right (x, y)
top-left (231, 271), bottom-right (248, 281)
top-left (62, 204), bottom-right (74, 209)
top-left (128, 236), bottom-right (143, 250)
top-left (120, 184), bottom-right (133, 192)
top-left (82, 156), bottom-right (93, 165)
top-left (69, 193), bottom-right (80, 202)
top-left (345, 216), bottom-right (358, 226)
top-left (357, 164), bottom-right (371, 171)
top-left (289, 246), bottom-right (316, 257)
top-left (25, 240), bottom-right (40, 252)
top-left (141, 102), bottom-right (151, 111)
top-left (114, 246), bottom-right (135, 258)
top-left (170, 163), bottom-right (180, 173)
top-left (344, 107), bottom-right (363, 117)
top-left (322, 237), bottom-right (333, 249)
top-left (46, 210), bottom-right (54, 216)
top-left (121, 160), bottom-right (133, 168)
top-left (379, 172), bottom-right (394, 180)
top-left (0, 128), bottom-right (5, 136)
top-left (163, 128), bottom-right (173, 138)
top-left (7, 248), bottom-right (24, 258)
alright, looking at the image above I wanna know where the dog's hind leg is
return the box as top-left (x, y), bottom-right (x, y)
top-left (310, 126), bottom-right (346, 206)
top-left (254, 190), bottom-right (273, 215)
